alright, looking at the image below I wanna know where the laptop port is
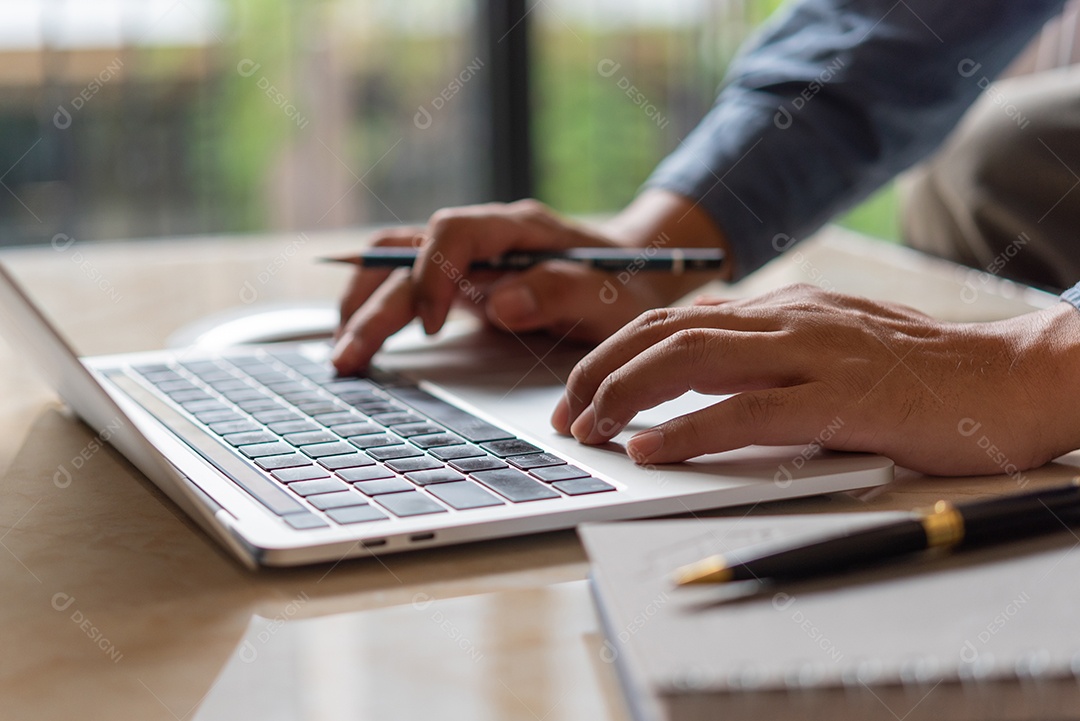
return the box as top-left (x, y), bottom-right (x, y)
top-left (409, 533), bottom-right (435, 542)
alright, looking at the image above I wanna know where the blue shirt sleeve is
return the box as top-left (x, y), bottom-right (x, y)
top-left (1063, 284), bottom-right (1080, 311)
top-left (646, 0), bottom-right (1066, 279)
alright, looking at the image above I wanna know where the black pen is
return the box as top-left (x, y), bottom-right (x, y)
top-left (319, 247), bottom-right (725, 275)
top-left (673, 479), bottom-right (1080, 585)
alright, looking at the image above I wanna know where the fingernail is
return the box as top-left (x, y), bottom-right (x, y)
top-left (416, 300), bottom-right (436, 335)
top-left (570, 405), bottom-right (596, 442)
top-left (331, 332), bottom-right (358, 371)
top-left (627, 430), bottom-right (663, 463)
top-left (488, 284), bottom-right (538, 324)
top-left (551, 394), bottom-right (570, 433)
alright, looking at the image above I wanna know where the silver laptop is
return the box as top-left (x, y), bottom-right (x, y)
top-left (0, 262), bottom-right (893, 568)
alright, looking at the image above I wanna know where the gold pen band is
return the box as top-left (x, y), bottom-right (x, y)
top-left (673, 554), bottom-right (733, 585)
top-left (920, 500), bottom-right (965, 549)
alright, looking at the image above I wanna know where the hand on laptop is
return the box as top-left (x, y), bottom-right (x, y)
top-left (332, 191), bottom-right (729, 374)
top-left (552, 284), bottom-right (1080, 476)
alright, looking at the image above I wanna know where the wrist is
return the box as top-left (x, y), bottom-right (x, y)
top-left (602, 189), bottom-right (728, 251)
top-left (1014, 302), bottom-right (1080, 464)
top-left (598, 189), bottom-right (734, 303)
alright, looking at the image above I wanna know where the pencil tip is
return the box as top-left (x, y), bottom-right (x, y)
top-left (317, 256), bottom-right (359, 265)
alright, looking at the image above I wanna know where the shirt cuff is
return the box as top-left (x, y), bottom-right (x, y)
top-left (1062, 283), bottom-right (1080, 311)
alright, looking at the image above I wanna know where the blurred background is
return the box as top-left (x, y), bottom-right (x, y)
top-left (0, 0), bottom-right (935, 248)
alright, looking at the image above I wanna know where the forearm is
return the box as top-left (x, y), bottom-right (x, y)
top-left (646, 0), bottom-right (1065, 280)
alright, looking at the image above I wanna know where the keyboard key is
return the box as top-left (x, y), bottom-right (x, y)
top-left (302, 403), bottom-right (346, 417)
top-left (427, 481), bottom-right (504, 510)
top-left (385, 386), bottom-right (514, 443)
top-left (349, 433), bottom-right (402, 450)
top-left (375, 491), bottom-right (447, 517)
top-left (149, 374), bottom-right (189, 390)
top-left (153, 372), bottom-right (195, 386)
top-left (207, 378), bottom-right (251, 392)
top-left (268, 419), bottom-right (320, 434)
top-left (236, 398), bottom-right (282, 413)
top-left (265, 380), bottom-right (309, 394)
top-left (372, 411), bottom-right (424, 426)
top-left (140, 369), bottom-right (182, 383)
top-left (169, 389), bottom-right (213, 402)
top-left (280, 390), bottom-right (325, 404)
top-left (237, 441), bottom-right (295, 459)
top-left (246, 370), bottom-right (291, 385)
top-left (331, 421), bottom-right (381, 437)
top-left (255, 454), bottom-right (311, 471)
top-left (284, 430), bottom-right (338, 446)
top-left (195, 409), bottom-right (244, 424)
top-left (208, 420), bottom-right (262, 435)
top-left (410, 433), bottom-right (464, 449)
top-left (287, 395), bottom-right (333, 411)
top-left (301, 441), bottom-right (356, 459)
top-left (552, 477), bottom-right (616, 495)
top-left (390, 422), bottom-right (444, 437)
top-left (449, 456), bottom-right (507, 473)
top-left (530, 465), bottom-right (590, 482)
top-left (288, 478), bottom-right (349, 496)
top-left (386, 456), bottom-right (443, 474)
top-left (304, 370), bottom-right (337, 385)
top-left (181, 398), bottom-right (227, 413)
top-left (355, 401), bottom-right (399, 415)
top-left (266, 350), bottom-right (313, 367)
top-left (337, 390), bottom-right (380, 405)
top-left (481, 439), bottom-right (543, 457)
top-left (430, 445), bottom-right (486, 461)
top-left (323, 379), bottom-right (377, 395)
top-left (134, 363), bottom-right (172, 375)
top-left (308, 490), bottom-right (368, 510)
top-left (508, 453), bottom-right (566, 470)
top-left (168, 374), bottom-right (206, 394)
top-left (325, 505), bottom-right (387, 524)
top-left (195, 370), bottom-right (236, 384)
top-left (357, 366), bottom-right (406, 388)
top-left (223, 355), bottom-right (269, 369)
top-left (313, 411), bottom-right (361, 426)
top-left (337, 466), bottom-right (395, 482)
top-left (291, 363), bottom-right (332, 379)
top-left (180, 360), bottom-right (220, 374)
top-left (253, 408), bottom-right (302, 423)
top-left (223, 430), bottom-right (279, 446)
top-left (367, 445), bottom-right (424, 461)
top-left (318, 453), bottom-right (375, 470)
top-left (284, 514), bottom-right (329, 530)
top-left (405, 468), bottom-right (465, 486)
top-left (156, 379), bottom-right (199, 393)
top-left (472, 468), bottom-right (560, 502)
top-left (353, 478), bottom-right (413, 496)
top-left (222, 388), bottom-right (267, 402)
top-left (271, 466), bottom-right (332, 483)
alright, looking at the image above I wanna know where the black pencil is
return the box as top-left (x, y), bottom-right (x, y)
top-left (320, 247), bottom-right (725, 274)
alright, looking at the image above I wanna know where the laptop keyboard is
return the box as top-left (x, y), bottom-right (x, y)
top-left (131, 349), bottom-right (616, 530)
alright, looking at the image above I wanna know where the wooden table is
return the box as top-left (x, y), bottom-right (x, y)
top-left (1, 227), bottom-right (1076, 721)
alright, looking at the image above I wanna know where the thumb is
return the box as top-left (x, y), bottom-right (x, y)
top-left (484, 262), bottom-right (633, 340)
top-left (626, 384), bottom-right (831, 464)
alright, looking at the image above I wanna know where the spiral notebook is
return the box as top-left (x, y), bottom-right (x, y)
top-left (580, 513), bottom-right (1080, 721)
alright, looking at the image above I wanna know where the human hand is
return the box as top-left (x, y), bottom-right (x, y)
top-left (551, 284), bottom-right (1080, 476)
top-left (332, 192), bottom-right (728, 374)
